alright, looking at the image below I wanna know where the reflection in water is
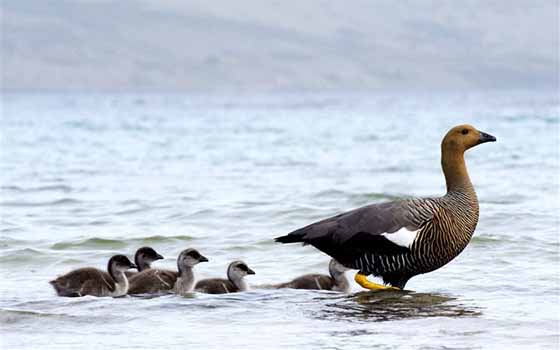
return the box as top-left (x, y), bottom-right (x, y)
top-left (311, 291), bottom-right (482, 322)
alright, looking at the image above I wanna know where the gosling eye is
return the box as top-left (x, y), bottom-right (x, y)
top-left (461, 129), bottom-right (469, 135)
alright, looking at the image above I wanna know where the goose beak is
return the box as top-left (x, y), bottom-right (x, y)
top-left (199, 255), bottom-right (209, 263)
top-left (156, 254), bottom-right (164, 260)
top-left (246, 268), bottom-right (255, 275)
top-left (478, 131), bottom-right (496, 143)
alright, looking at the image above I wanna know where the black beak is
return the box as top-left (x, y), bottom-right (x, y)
top-left (246, 268), bottom-right (255, 275)
top-left (129, 263), bottom-right (137, 269)
top-left (199, 255), bottom-right (209, 262)
top-left (156, 254), bottom-right (164, 260)
top-left (479, 131), bottom-right (497, 143)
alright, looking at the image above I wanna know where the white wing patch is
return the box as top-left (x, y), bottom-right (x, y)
top-left (382, 227), bottom-right (418, 248)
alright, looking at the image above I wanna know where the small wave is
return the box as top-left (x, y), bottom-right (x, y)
top-left (0, 237), bottom-right (32, 247)
top-left (0, 308), bottom-right (80, 324)
top-left (312, 189), bottom-right (350, 199)
top-left (185, 209), bottom-right (215, 218)
top-left (0, 248), bottom-right (48, 263)
top-left (313, 189), bottom-right (406, 203)
top-left (0, 184), bottom-right (73, 193)
top-left (0, 307), bottom-right (130, 325)
top-left (113, 206), bottom-right (153, 216)
top-left (50, 235), bottom-right (195, 251)
top-left (131, 234), bottom-right (195, 245)
top-left (0, 198), bottom-right (81, 207)
top-left (253, 238), bottom-right (277, 247)
top-left (351, 192), bottom-right (408, 202)
top-left (51, 238), bottom-right (128, 250)
top-left (0, 227), bottom-right (24, 234)
top-left (470, 235), bottom-right (509, 246)
top-left (219, 244), bottom-right (256, 253)
top-left (63, 120), bottom-right (107, 132)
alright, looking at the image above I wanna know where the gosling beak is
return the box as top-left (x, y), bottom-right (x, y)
top-left (478, 131), bottom-right (497, 143)
top-left (129, 263), bottom-right (137, 269)
top-left (246, 268), bottom-right (255, 275)
top-left (156, 254), bottom-right (164, 260)
top-left (199, 255), bottom-right (209, 263)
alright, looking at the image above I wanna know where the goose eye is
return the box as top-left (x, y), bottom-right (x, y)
top-left (461, 129), bottom-right (469, 135)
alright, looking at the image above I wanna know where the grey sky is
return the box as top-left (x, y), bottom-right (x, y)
top-left (1, 0), bottom-right (558, 91)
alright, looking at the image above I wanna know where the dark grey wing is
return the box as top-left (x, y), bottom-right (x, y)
top-left (277, 274), bottom-right (334, 290)
top-left (50, 268), bottom-right (113, 297)
top-left (195, 278), bottom-right (235, 294)
top-left (128, 269), bottom-right (177, 294)
top-left (275, 199), bottom-right (437, 266)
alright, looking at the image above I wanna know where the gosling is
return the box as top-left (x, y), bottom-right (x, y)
top-left (274, 259), bottom-right (350, 292)
top-left (195, 260), bottom-right (255, 294)
top-left (125, 246), bottom-right (164, 278)
top-left (128, 248), bottom-right (208, 295)
top-left (49, 255), bottom-right (136, 297)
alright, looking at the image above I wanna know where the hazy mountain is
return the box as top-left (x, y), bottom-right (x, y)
top-left (1, 0), bottom-right (558, 92)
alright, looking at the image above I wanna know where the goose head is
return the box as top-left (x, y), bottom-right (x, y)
top-left (442, 124), bottom-right (496, 153)
top-left (134, 247), bottom-right (164, 271)
top-left (108, 255), bottom-right (136, 278)
top-left (177, 248), bottom-right (208, 273)
top-left (227, 260), bottom-right (255, 282)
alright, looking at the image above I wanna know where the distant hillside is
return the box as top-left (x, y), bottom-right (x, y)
top-left (1, 0), bottom-right (558, 92)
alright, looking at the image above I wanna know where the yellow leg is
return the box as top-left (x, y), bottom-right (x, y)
top-left (354, 272), bottom-right (400, 291)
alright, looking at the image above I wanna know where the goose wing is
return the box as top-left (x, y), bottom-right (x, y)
top-left (275, 199), bottom-right (438, 266)
top-left (50, 268), bottom-right (114, 297)
top-left (195, 278), bottom-right (236, 294)
top-left (128, 269), bottom-right (178, 294)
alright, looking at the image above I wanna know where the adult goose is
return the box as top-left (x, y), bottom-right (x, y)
top-left (275, 124), bottom-right (496, 290)
top-left (274, 259), bottom-right (350, 292)
top-left (50, 255), bottom-right (136, 297)
top-left (128, 248), bottom-right (208, 295)
top-left (195, 261), bottom-right (255, 294)
top-left (125, 247), bottom-right (164, 278)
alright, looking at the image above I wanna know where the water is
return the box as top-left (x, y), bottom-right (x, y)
top-left (1, 91), bottom-right (558, 349)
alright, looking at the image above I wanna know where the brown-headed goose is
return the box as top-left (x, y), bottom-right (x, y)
top-left (195, 260), bottom-right (255, 294)
top-left (125, 246), bottom-right (164, 278)
top-left (49, 255), bottom-right (136, 297)
top-left (274, 259), bottom-right (350, 292)
top-left (128, 248), bottom-right (208, 295)
top-left (276, 125), bottom-right (496, 290)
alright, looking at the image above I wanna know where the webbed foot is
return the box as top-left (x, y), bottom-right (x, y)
top-left (354, 272), bottom-right (400, 291)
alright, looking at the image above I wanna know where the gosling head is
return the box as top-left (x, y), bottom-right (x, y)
top-left (442, 124), bottom-right (496, 153)
top-left (177, 248), bottom-right (208, 273)
top-left (108, 255), bottom-right (137, 273)
top-left (328, 259), bottom-right (350, 277)
top-left (134, 247), bottom-right (164, 271)
top-left (227, 260), bottom-right (255, 282)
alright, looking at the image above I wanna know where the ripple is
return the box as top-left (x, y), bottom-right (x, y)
top-left (470, 235), bottom-right (509, 246)
top-left (51, 238), bottom-right (128, 250)
top-left (0, 308), bottom-right (82, 324)
top-left (132, 234), bottom-right (195, 245)
top-left (0, 185), bottom-right (74, 193)
top-left (0, 248), bottom-right (49, 263)
top-left (50, 235), bottom-right (195, 251)
top-left (0, 198), bottom-right (82, 208)
top-left (312, 291), bottom-right (481, 322)
top-left (349, 191), bottom-right (407, 203)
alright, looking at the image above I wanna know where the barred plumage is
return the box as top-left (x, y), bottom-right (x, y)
top-left (275, 125), bottom-right (496, 289)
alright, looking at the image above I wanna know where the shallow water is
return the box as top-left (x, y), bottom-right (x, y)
top-left (1, 91), bottom-right (559, 349)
